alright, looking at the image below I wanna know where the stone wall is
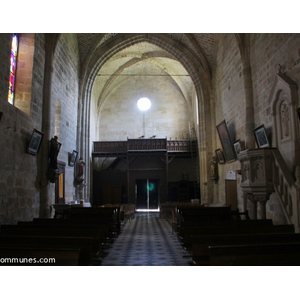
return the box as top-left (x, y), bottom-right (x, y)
top-left (213, 33), bottom-right (244, 207)
top-left (51, 33), bottom-right (80, 203)
top-left (0, 34), bottom-right (45, 224)
top-left (0, 33), bottom-right (80, 224)
top-left (213, 33), bottom-right (300, 221)
top-left (250, 33), bottom-right (300, 134)
top-left (95, 66), bottom-right (191, 141)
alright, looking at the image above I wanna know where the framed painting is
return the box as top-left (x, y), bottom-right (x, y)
top-left (254, 125), bottom-right (270, 148)
top-left (27, 129), bottom-right (44, 155)
top-left (216, 120), bottom-right (236, 163)
top-left (69, 150), bottom-right (78, 167)
top-left (233, 139), bottom-right (242, 156)
top-left (215, 148), bottom-right (225, 164)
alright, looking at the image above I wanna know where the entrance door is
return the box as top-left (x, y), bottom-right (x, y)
top-left (136, 179), bottom-right (159, 210)
top-left (55, 160), bottom-right (66, 204)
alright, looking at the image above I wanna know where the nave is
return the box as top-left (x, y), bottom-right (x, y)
top-left (101, 212), bottom-right (191, 266)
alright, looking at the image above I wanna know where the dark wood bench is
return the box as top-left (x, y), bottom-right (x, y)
top-left (0, 235), bottom-right (95, 266)
top-left (159, 203), bottom-right (177, 218)
top-left (178, 220), bottom-right (292, 249)
top-left (120, 204), bottom-right (135, 222)
top-left (0, 225), bottom-right (108, 251)
top-left (208, 242), bottom-right (300, 266)
top-left (30, 218), bottom-right (117, 237)
top-left (58, 207), bottom-right (121, 233)
top-left (191, 232), bottom-right (300, 266)
top-left (173, 206), bottom-right (249, 233)
top-left (0, 246), bottom-right (80, 266)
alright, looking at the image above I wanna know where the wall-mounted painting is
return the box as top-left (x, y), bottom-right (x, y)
top-left (254, 125), bottom-right (270, 148)
top-left (215, 148), bottom-right (225, 164)
top-left (27, 129), bottom-right (44, 155)
top-left (233, 139), bottom-right (242, 156)
top-left (216, 120), bottom-right (236, 163)
top-left (69, 150), bottom-right (78, 167)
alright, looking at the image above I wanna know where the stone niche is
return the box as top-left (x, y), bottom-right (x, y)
top-left (270, 67), bottom-right (299, 173)
top-left (238, 148), bottom-right (275, 219)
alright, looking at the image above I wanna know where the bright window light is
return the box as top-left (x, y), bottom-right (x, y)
top-left (137, 97), bottom-right (151, 111)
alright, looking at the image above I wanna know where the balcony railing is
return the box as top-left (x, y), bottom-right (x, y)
top-left (93, 141), bottom-right (127, 153)
top-left (93, 139), bottom-right (196, 155)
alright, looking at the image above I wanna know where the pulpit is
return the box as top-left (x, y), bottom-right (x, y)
top-left (238, 148), bottom-right (275, 219)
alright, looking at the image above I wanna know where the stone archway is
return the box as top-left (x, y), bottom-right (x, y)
top-left (79, 33), bottom-right (215, 204)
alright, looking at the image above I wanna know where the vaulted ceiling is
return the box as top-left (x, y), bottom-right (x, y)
top-left (77, 33), bottom-right (216, 69)
top-left (75, 33), bottom-right (218, 110)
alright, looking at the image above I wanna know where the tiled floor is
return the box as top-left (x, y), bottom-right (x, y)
top-left (101, 212), bottom-right (191, 266)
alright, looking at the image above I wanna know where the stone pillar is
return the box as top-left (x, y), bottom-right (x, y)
top-left (242, 63), bottom-right (256, 150)
top-left (247, 193), bottom-right (268, 220)
top-left (257, 195), bottom-right (268, 219)
top-left (247, 194), bottom-right (257, 220)
top-left (40, 34), bottom-right (59, 218)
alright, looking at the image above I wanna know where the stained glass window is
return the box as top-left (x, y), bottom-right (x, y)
top-left (8, 33), bottom-right (19, 105)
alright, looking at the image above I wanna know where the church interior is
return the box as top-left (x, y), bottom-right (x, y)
top-left (2, 0), bottom-right (300, 294)
top-left (1, 27), bottom-right (300, 292)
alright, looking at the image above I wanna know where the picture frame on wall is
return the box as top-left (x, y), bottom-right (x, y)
top-left (216, 120), bottom-right (236, 163)
top-left (27, 129), bottom-right (44, 155)
top-left (215, 148), bottom-right (225, 164)
top-left (69, 150), bottom-right (78, 167)
top-left (254, 125), bottom-right (270, 148)
top-left (233, 139), bottom-right (242, 156)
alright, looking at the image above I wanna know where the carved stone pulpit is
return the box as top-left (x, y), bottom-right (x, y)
top-left (238, 148), bottom-right (275, 219)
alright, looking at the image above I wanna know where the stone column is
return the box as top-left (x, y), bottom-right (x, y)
top-left (257, 196), bottom-right (268, 219)
top-left (242, 59), bottom-right (255, 150)
top-left (40, 34), bottom-right (59, 218)
top-left (247, 194), bottom-right (257, 220)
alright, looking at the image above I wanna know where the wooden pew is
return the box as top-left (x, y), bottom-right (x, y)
top-left (174, 206), bottom-right (249, 233)
top-left (0, 247), bottom-right (80, 266)
top-left (120, 204), bottom-right (135, 222)
top-left (208, 242), bottom-right (300, 266)
top-left (178, 219), bottom-right (287, 249)
top-left (191, 232), bottom-right (300, 266)
top-left (59, 206), bottom-right (121, 233)
top-left (17, 220), bottom-right (115, 249)
top-left (159, 203), bottom-right (177, 218)
top-left (0, 235), bottom-right (95, 266)
top-left (0, 225), bottom-right (107, 252)
top-left (30, 218), bottom-right (116, 237)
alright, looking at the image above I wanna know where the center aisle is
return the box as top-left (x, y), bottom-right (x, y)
top-left (101, 212), bottom-right (191, 266)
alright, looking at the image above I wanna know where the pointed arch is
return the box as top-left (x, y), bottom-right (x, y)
top-left (78, 33), bottom-right (215, 203)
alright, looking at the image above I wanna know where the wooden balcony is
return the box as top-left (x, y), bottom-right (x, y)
top-left (92, 139), bottom-right (197, 157)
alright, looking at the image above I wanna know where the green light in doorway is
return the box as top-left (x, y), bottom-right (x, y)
top-left (148, 182), bottom-right (155, 191)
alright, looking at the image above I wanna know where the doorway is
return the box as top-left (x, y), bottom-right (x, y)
top-left (55, 160), bottom-right (66, 204)
top-left (135, 179), bottom-right (159, 210)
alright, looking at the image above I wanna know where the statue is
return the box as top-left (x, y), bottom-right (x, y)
top-left (280, 101), bottom-right (290, 138)
top-left (209, 156), bottom-right (218, 181)
top-left (76, 156), bottom-right (85, 183)
top-left (47, 136), bottom-right (61, 183)
top-left (49, 136), bottom-right (60, 170)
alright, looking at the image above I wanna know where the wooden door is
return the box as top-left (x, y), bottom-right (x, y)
top-left (103, 185), bottom-right (122, 205)
top-left (225, 179), bottom-right (237, 210)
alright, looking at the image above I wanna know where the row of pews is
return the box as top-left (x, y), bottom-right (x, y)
top-left (172, 204), bottom-right (300, 266)
top-left (0, 206), bottom-right (123, 266)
